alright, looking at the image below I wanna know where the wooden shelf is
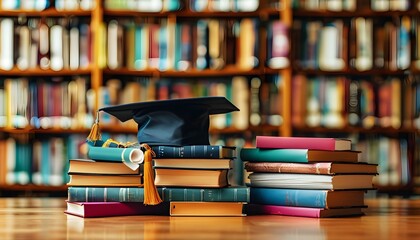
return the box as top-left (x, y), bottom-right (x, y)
top-left (0, 184), bottom-right (67, 192)
top-left (293, 9), bottom-right (420, 18)
top-left (0, 8), bottom-right (93, 17)
top-left (0, 67), bottom-right (92, 77)
top-left (293, 126), bottom-right (418, 135)
top-left (293, 68), bottom-right (408, 76)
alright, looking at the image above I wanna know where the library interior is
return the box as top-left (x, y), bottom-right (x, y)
top-left (1, 0), bottom-right (420, 239)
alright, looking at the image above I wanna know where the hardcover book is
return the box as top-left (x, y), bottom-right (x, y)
top-left (240, 148), bottom-right (361, 163)
top-left (244, 162), bottom-right (378, 175)
top-left (250, 188), bottom-right (366, 208)
top-left (248, 173), bottom-right (375, 190)
top-left (169, 201), bottom-right (246, 217)
top-left (68, 159), bottom-right (141, 175)
top-left (153, 158), bottom-right (232, 169)
top-left (154, 168), bottom-right (229, 188)
top-left (65, 201), bottom-right (169, 218)
top-left (67, 186), bottom-right (249, 203)
top-left (255, 136), bottom-right (352, 151)
top-left (152, 145), bottom-right (236, 159)
top-left (246, 204), bottom-right (364, 218)
top-left (67, 174), bottom-right (142, 187)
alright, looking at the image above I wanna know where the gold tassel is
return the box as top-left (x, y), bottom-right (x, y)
top-left (142, 144), bottom-right (162, 205)
top-left (86, 111), bottom-right (101, 142)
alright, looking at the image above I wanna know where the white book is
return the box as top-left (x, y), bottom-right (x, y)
top-left (319, 24), bottom-right (345, 71)
top-left (137, 0), bottom-right (163, 12)
top-left (62, 23), bottom-right (70, 69)
top-left (107, 20), bottom-right (119, 70)
top-left (17, 26), bottom-right (30, 70)
top-left (50, 25), bottom-right (64, 71)
top-left (80, 0), bottom-right (95, 10)
top-left (21, 0), bottom-right (35, 10)
top-left (355, 17), bottom-right (373, 71)
top-left (1, 0), bottom-right (19, 10)
top-left (35, 0), bottom-right (49, 10)
top-left (39, 22), bottom-right (50, 69)
top-left (65, 0), bottom-right (79, 10)
top-left (69, 26), bottom-right (80, 70)
top-left (0, 19), bottom-right (14, 70)
top-left (237, 0), bottom-right (258, 11)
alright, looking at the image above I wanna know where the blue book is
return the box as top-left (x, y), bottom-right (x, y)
top-left (68, 186), bottom-right (249, 203)
top-left (250, 188), bottom-right (366, 208)
top-left (152, 145), bottom-right (236, 159)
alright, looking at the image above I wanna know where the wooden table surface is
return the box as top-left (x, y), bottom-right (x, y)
top-left (0, 197), bottom-right (420, 239)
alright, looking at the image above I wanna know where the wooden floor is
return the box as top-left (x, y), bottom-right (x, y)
top-left (1, 197), bottom-right (420, 239)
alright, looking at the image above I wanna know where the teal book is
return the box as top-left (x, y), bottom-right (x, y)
top-left (240, 148), bottom-right (360, 163)
top-left (67, 186), bottom-right (249, 203)
top-left (250, 188), bottom-right (366, 209)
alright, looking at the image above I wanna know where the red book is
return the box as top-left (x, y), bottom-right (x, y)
top-left (246, 204), bottom-right (364, 218)
top-left (65, 201), bottom-right (169, 218)
top-left (256, 136), bottom-right (352, 151)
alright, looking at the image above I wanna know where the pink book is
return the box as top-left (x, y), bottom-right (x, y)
top-left (256, 136), bottom-right (352, 151)
top-left (246, 204), bottom-right (364, 218)
top-left (65, 201), bottom-right (169, 218)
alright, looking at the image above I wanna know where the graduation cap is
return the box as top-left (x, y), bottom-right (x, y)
top-left (86, 96), bottom-right (239, 205)
top-left (89, 96), bottom-right (239, 146)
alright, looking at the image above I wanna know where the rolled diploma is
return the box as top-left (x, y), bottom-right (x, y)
top-left (87, 146), bottom-right (144, 170)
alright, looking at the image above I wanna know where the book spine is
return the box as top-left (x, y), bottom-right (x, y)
top-left (255, 136), bottom-right (337, 150)
top-left (250, 188), bottom-right (328, 208)
top-left (67, 187), bottom-right (249, 202)
top-left (240, 148), bottom-right (309, 163)
top-left (244, 162), bottom-right (332, 174)
top-left (246, 204), bottom-right (322, 218)
top-left (152, 145), bottom-right (226, 158)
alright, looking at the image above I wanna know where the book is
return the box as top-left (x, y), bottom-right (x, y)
top-left (87, 145), bottom-right (144, 168)
top-left (152, 145), bottom-right (236, 159)
top-left (154, 168), bottom-right (229, 188)
top-left (65, 201), bottom-right (169, 218)
top-left (244, 162), bottom-right (378, 175)
top-left (250, 188), bottom-right (366, 208)
top-left (248, 173), bottom-right (375, 190)
top-left (67, 174), bottom-right (142, 187)
top-left (240, 148), bottom-right (361, 163)
top-left (255, 136), bottom-right (352, 151)
top-left (246, 204), bottom-right (364, 218)
top-left (153, 158), bottom-right (231, 169)
top-left (169, 202), bottom-right (246, 217)
top-left (67, 186), bottom-right (250, 202)
top-left (68, 159), bottom-right (141, 175)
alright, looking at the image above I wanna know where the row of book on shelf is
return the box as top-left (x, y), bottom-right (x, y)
top-left (292, 16), bottom-right (418, 71)
top-left (291, 0), bottom-right (411, 11)
top-left (292, 74), bottom-right (420, 129)
top-left (1, 0), bottom-right (95, 11)
top-left (0, 75), bottom-right (281, 130)
top-left (64, 135), bottom-right (378, 218)
top-left (0, 76), bottom-right (93, 129)
top-left (104, 0), bottom-right (262, 12)
top-left (101, 18), bottom-right (288, 71)
top-left (0, 17), bottom-right (91, 71)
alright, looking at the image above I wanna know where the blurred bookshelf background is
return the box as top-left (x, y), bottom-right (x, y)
top-left (0, 0), bottom-right (419, 197)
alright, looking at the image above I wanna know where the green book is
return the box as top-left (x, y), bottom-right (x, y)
top-left (240, 148), bottom-right (361, 163)
top-left (67, 187), bottom-right (250, 202)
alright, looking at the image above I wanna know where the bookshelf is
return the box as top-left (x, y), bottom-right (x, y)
top-left (289, 0), bottom-right (419, 195)
top-left (0, 0), bottom-right (293, 194)
top-left (1, 0), bottom-right (419, 196)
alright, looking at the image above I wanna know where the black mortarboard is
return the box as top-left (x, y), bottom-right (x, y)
top-left (95, 97), bottom-right (239, 146)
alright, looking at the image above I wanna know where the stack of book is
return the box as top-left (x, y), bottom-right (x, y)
top-left (240, 136), bottom-right (378, 218)
top-left (65, 144), bottom-right (249, 217)
top-left (151, 144), bottom-right (247, 216)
